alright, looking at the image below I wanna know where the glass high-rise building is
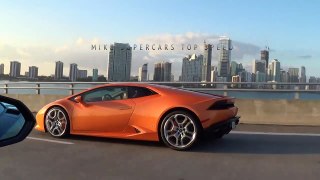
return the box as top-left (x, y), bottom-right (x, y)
top-left (55, 61), bottom-right (64, 80)
top-left (261, 49), bottom-right (269, 69)
top-left (10, 61), bottom-right (21, 77)
top-left (252, 59), bottom-right (266, 74)
top-left (108, 43), bottom-right (132, 82)
top-left (271, 59), bottom-right (280, 82)
top-left (181, 54), bottom-right (203, 82)
top-left (0, 64), bottom-right (4, 75)
top-left (69, 63), bottom-right (78, 82)
top-left (138, 63), bottom-right (148, 82)
top-left (218, 37), bottom-right (232, 79)
top-left (288, 68), bottom-right (299, 83)
top-left (28, 66), bottom-right (38, 79)
top-left (92, 68), bottom-right (98, 81)
top-left (153, 62), bottom-right (171, 82)
top-left (202, 43), bottom-right (212, 82)
top-left (300, 66), bottom-right (306, 83)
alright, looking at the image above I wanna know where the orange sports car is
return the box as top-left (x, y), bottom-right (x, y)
top-left (35, 83), bottom-right (239, 150)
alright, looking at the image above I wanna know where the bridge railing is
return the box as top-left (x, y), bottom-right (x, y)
top-left (1, 81), bottom-right (320, 100)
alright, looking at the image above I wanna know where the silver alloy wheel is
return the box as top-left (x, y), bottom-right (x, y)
top-left (45, 108), bottom-right (67, 137)
top-left (163, 114), bottom-right (197, 148)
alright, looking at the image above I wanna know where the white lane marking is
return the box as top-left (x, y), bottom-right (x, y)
top-left (26, 137), bottom-right (74, 145)
top-left (231, 131), bottom-right (320, 137)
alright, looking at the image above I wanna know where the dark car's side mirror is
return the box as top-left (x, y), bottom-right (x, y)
top-left (0, 95), bottom-right (35, 147)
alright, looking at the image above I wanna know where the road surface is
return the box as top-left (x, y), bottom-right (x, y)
top-left (1, 124), bottom-right (320, 180)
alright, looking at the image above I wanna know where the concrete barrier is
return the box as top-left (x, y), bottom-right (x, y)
top-left (2, 94), bottom-right (320, 126)
top-left (3, 94), bottom-right (67, 113)
top-left (236, 99), bottom-right (320, 126)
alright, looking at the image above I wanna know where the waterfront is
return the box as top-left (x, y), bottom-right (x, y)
top-left (1, 81), bottom-right (320, 100)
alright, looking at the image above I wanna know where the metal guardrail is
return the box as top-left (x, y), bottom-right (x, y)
top-left (1, 82), bottom-right (320, 99)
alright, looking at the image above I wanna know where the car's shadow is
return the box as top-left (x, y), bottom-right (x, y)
top-left (69, 133), bottom-right (320, 154)
top-left (192, 133), bottom-right (320, 154)
top-left (67, 134), bottom-right (164, 148)
top-left (33, 130), bottom-right (320, 154)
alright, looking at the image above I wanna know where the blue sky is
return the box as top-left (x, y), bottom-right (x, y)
top-left (0, 0), bottom-right (320, 77)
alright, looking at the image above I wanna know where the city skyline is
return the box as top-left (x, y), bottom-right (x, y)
top-left (0, 1), bottom-right (320, 78)
top-left (0, 44), bottom-right (315, 84)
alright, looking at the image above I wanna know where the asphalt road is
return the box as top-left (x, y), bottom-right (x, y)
top-left (1, 124), bottom-right (320, 180)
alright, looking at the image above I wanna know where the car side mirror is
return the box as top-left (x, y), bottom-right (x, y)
top-left (0, 95), bottom-right (35, 147)
top-left (74, 96), bottom-right (83, 103)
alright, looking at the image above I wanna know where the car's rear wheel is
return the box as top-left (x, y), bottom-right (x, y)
top-left (160, 111), bottom-right (200, 150)
top-left (45, 107), bottom-right (70, 138)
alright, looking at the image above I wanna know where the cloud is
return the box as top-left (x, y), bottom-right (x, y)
top-left (297, 55), bottom-right (312, 59)
top-left (0, 32), bottom-right (262, 79)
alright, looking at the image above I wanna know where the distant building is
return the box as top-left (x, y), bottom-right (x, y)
top-left (255, 71), bottom-right (266, 82)
top-left (108, 43), bottom-right (132, 81)
top-left (28, 66), bottom-right (38, 79)
top-left (299, 66), bottom-right (306, 83)
top-left (261, 49), bottom-right (269, 69)
top-left (10, 61), bottom-right (21, 77)
top-left (202, 43), bottom-right (213, 82)
top-left (25, 72), bottom-right (29, 77)
top-left (171, 74), bottom-right (174, 82)
top-left (153, 62), bottom-right (172, 82)
top-left (270, 59), bottom-right (280, 82)
top-left (231, 75), bottom-right (240, 88)
top-left (92, 68), bottom-right (98, 81)
top-left (69, 63), bottom-right (78, 82)
top-left (218, 37), bottom-right (232, 79)
top-left (55, 61), bottom-right (64, 80)
top-left (230, 61), bottom-right (239, 77)
top-left (0, 64), bottom-right (4, 74)
top-left (309, 76), bottom-right (320, 90)
top-left (252, 59), bottom-right (266, 74)
top-left (181, 54), bottom-right (203, 82)
top-left (210, 66), bottom-right (218, 82)
top-left (138, 63), bottom-right (148, 82)
top-left (78, 69), bottom-right (88, 79)
top-left (288, 68), bottom-right (299, 83)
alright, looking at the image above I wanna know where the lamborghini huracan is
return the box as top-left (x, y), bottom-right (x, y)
top-left (35, 83), bottom-right (239, 150)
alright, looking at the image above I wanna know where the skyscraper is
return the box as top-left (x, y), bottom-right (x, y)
top-left (138, 63), bottom-right (148, 82)
top-left (202, 43), bottom-right (212, 82)
top-left (271, 59), bottom-right (280, 82)
top-left (288, 68), bottom-right (299, 83)
top-left (218, 37), bottom-right (232, 79)
top-left (10, 61), bottom-right (21, 77)
top-left (55, 61), bottom-right (64, 80)
top-left (77, 69), bottom-right (88, 79)
top-left (92, 68), bottom-right (98, 81)
top-left (108, 43), bottom-right (132, 81)
top-left (210, 66), bottom-right (218, 82)
top-left (252, 59), bottom-right (266, 74)
top-left (0, 64), bottom-right (4, 75)
top-left (181, 54), bottom-right (203, 82)
top-left (300, 66), bottom-right (306, 83)
top-left (261, 49), bottom-right (269, 69)
top-left (230, 61), bottom-right (239, 76)
top-left (69, 63), bottom-right (78, 82)
top-left (153, 62), bottom-right (171, 82)
top-left (28, 66), bottom-right (38, 79)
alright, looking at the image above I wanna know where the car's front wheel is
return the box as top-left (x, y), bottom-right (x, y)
top-left (45, 107), bottom-right (70, 138)
top-left (160, 111), bottom-right (201, 150)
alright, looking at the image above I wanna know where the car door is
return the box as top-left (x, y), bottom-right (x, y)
top-left (71, 86), bottom-right (135, 133)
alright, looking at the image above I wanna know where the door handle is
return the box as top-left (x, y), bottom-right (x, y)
top-left (118, 106), bottom-right (132, 110)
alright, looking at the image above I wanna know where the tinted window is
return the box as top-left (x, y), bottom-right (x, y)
top-left (83, 87), bottom-right (128, 102)
top-left (128, 87), bottom-right (156, 99)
